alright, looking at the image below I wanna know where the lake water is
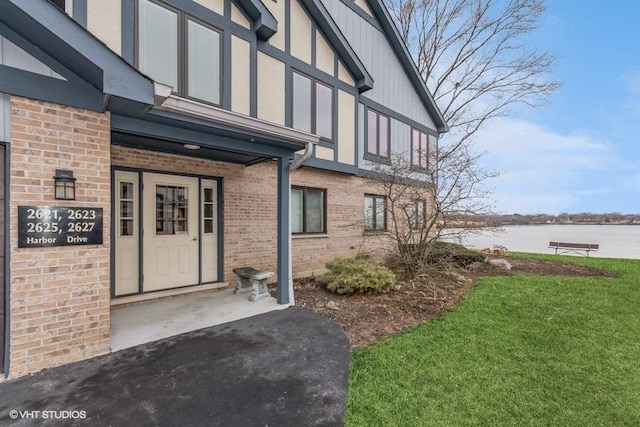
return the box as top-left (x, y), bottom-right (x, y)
top-left (450, 224), bottom-right (640, 260)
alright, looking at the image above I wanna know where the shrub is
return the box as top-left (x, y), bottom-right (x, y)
top-left (397, 242), bottom-right (485, 269)
top-left (318, 257), bottom-right (396, 295)
top-left (426, 242), bottom-right (485, 267)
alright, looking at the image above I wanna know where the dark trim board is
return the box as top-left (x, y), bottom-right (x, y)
top-left (302, 157), bottom-right (359, 175)
top-left (0, 142), bottom-right (7, 376)
top-left (298, 0), bottom-right (373, 92)
top-left (72, 0), bottom-right (87, 27)
top-left (111, 114), bottom-right (304, 159)
top-left (0, 65), bottom-right (104, 112)
top-left (337, 0), bottom-right (382, 31)
top-left (360, 96), bottom-right (439, 137)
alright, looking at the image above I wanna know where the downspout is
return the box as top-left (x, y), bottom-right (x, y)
top-left (287, 142), bottom-right (315, 305)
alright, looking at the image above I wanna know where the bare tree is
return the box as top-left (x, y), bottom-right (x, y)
top-left (387, 0), bottom-right (560, 145)
top-left (366, 151), bottom-right (489, 278)
top-left (364, 0), bottom-right (559, 276)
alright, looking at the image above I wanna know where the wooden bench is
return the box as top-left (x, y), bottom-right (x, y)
top-left (232, 267), bottom-right (273, 301)
top-left (549, 242), bottom-right (599, 257)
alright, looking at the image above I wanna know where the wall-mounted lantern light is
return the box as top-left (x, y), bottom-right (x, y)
top-left (54, 169), bottom-right (76, 200)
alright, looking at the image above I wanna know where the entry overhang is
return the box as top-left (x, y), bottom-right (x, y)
top-left (112, 95), bottom-right (320, 165)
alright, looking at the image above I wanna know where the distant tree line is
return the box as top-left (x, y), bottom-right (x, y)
top-left (455, 212), bottom-right (640, 226)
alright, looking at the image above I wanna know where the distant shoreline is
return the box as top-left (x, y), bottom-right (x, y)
top-left (452, 222), bottom-right (640, 228)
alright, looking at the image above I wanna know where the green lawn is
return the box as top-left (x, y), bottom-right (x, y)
top-left (346, 254), bottom-right (640, 426)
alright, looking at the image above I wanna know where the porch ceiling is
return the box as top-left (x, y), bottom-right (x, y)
top-left (112, 131), bottom-right (268, 165)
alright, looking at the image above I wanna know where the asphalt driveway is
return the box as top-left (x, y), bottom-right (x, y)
top-left (0, 307), bottom-right (350, 426)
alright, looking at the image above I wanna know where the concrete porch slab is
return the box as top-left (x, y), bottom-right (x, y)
top-left (110, 288), bottom-right (289, 351)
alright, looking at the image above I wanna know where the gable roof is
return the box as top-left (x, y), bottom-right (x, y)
top-left (362, 0), bottom-right (448, 133)
top-left (0, 0), bottom-right (155, 113)
top-left (298, 0), bottom-right (374, 92)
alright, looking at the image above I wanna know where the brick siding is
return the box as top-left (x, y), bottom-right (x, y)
top-left (111, 146), bottom-right (396, 280)
top-left (7, 97), bottom-right (111, 378)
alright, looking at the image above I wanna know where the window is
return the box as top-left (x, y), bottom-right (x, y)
top-left (409, 200), bottom-right (425, 230)
top-left (155, 185), bottom-right (188, 235)
top-left (291, 187), bottom-right (326, 234)
top-left (203, 187), bottom-right (215, 234)
top-left (364, 195), bottom-right (386, 231)
top-left (412, 128), bottom-right (430, 171)
top-left (50, 0), bottom-right (72, 15)
top-left (120, 182), bottom-right (135, 236)
top-left (137, 0), bottom-right (222, 105)
top-left (292, 71), bottom-right (333, 140)
top-left (366, 108), bottom-right (389, 159)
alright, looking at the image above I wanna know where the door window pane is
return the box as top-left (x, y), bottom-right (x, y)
top-left (138, 0), bottom-right (178, 89)
top-left (120, 182), bottom-right (135, 237)
top-left (316, 83), bottom-right (333, 139)
top-left (202, 187), bottom-right (215, 235)
top-left (293, 73), bottom-right (312, 133)
top-left (204, 188), bottom-right (213, 203)
top-left (188, 20), bottom-right (221, 105)
top-left (156, 185), bottom-right (188, 235)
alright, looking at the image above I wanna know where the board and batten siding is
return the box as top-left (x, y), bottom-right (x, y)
top-left (320, 0), bottom-right (437, 129)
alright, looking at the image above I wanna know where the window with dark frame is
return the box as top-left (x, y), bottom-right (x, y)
top-left (364, 195), bottom-right (386, 231)
top-left (291, 187), bottom-right (326, 234)
top-left (50, 0), bottom-right (68, 13)
top-left (412, 128), bottom-right (430, 172)
top-left (292, 71), bottom-right (334, 140)
top-left (366, 108), bottom-right (389, 159)
top-left (137, 0), bottom-right (222, 106)
top-left (409, 199), bottom-right (426, 230)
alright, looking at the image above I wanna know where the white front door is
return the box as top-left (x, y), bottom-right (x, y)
top-left (143, 173), bottom-right (199, 291)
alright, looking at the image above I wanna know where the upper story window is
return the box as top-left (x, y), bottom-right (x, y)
top-left (137, 0), bottom-right (222, 106)
top-left (366, 108), bottom-right (389, 159)
top-left (50, 0), bottom-right (72, 15)
top-left (412, 128), bottom-right (430, 172)
top-left (292, 71), bottom-right (333, 140)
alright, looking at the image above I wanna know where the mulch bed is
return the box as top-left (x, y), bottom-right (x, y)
top-left (289, 257), bottom-right (617, 349)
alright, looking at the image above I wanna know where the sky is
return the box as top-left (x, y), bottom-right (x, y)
top-left (474, 1), bottom-right (640, 215)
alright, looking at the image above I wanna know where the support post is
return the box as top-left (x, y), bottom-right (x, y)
top-left (276, 156), bottom-right (292, 304)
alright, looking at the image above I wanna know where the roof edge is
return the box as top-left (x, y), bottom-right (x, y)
top-left (236, 0), bottom-right (278, 41)
top-left (366, 0), bottom-right (449, 133)
top-left (1, 0), bottom-right (155, 109)
top-left (299, 0), bottom-right (374, 93)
